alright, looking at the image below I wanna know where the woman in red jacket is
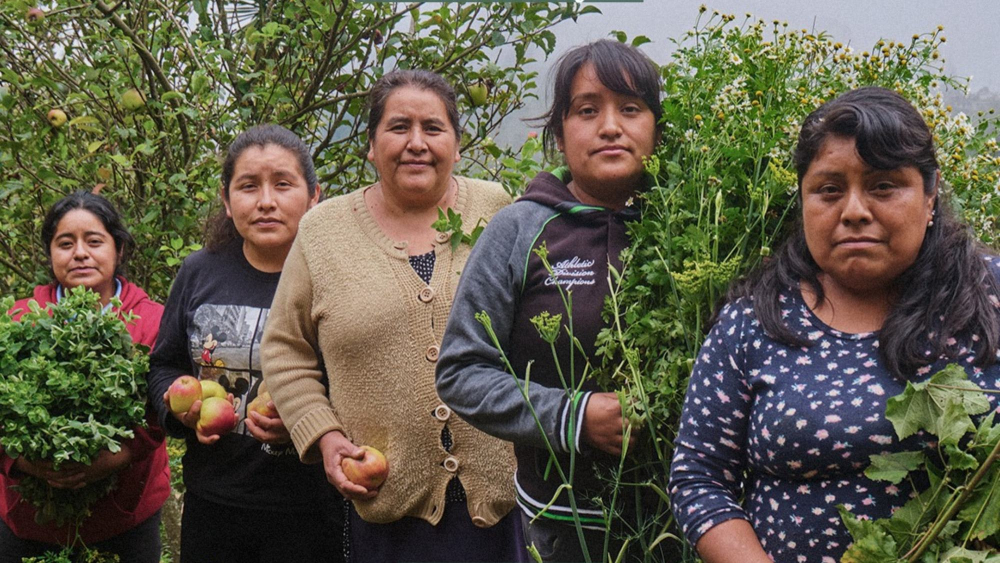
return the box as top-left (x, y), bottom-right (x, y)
top-left (0, 191), bottom-right (169, 563)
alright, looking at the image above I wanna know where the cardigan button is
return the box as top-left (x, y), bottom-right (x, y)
top-left (425, 345), bottom-right (440, 362)
top-left (418, 287), bottom-right (435, 303)
top-left (435, 231), bottom-right (450, 244)
top-left (471, 516), bottom-right (488, 528)
top-left (433, 405), bottom-right (451, 421)
top-left (393, 240), bottom-right (407, 250)
top-left (443, 456), bottom-right (460, 472)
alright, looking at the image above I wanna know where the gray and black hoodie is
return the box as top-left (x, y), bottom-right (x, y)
top-left (436, 168), bottom-right (637, 529)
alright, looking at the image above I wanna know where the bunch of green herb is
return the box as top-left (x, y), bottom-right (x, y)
top-left (0, 286), bottom-right (149, 527)
top-left (838, 364), bottom-right (1000, 562)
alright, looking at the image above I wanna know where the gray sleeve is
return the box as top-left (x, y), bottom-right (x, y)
top-left (436, 205), bottom-right (577, 453)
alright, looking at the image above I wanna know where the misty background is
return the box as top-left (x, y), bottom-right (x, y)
top-left (494, 0), bottom-right (1000, 144)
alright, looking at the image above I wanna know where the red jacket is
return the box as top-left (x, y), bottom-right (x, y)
top-left (0, 278), bottom-right (171, 544)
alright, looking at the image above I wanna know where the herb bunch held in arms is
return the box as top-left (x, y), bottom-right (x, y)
top-left (0, 287), bottom-right (149, 527)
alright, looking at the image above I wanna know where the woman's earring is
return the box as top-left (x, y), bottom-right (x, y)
top-left (928, 209), bottom-right (936, 227)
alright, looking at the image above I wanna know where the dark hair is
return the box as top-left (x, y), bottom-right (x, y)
top-left (41, 190), bottom-right (134, 279)
top-left (730, 86), bottom-right (1000, 378)
top-left (367, 70), bottom-right (461, 142)
top-left (540, 39), bottom-right (663, 158)
top-left (205, 124), bottom-right (318, 251)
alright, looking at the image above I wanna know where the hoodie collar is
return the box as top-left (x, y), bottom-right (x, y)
top-left (519, 167), bottom-right (643, 221)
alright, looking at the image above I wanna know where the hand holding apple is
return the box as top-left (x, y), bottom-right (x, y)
top-left (167, 375), bottom-right (202, 415)
top-left (341, 446), bottom-right (389, 490)
top-left (318, 431), bottom-right (379, 501)
top-left (245, 403), bottom-right (290, 446)
top-left (197, 397), bottom-right (237, 437)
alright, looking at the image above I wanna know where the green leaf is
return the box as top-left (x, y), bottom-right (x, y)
top-left (865, 450), bottom-right (925, 484)
top-left (838, 505), bottom-right (899, 563)
top-left (885, 365), bottom-right (987, 445)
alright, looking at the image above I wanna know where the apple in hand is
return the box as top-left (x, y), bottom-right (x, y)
top-left (168, 375), bottom-right (202, 415)
top-left (341, 446), bottom-right (389, 489)
top-left (200, 379), bottom-right (227, 400)
top-left (197, 397), bottom-right (237, 436)
top-left (247, 391), bottom-right (278, 418)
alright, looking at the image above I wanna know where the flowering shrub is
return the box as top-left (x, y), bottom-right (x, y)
top-left (589, 9), bottom-right (1000, 560)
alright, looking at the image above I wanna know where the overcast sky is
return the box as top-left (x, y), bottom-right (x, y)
top-left (497, 0), bottom-right (1000, 142)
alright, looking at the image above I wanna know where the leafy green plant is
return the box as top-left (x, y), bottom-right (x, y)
top-left (594, 14), bottom-right (1000, 549)
top-left (432, 207), bottom-right (487, 252)
top-left (838, 364), bottom-right (1000, 562)
top-left (0, 286), bottom-right (148, 530)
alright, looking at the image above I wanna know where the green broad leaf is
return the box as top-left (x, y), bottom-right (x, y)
top-left (865, 450), bottom-right (925, 484)
top-left (943, 444), bottom-right (979, 471)
top-left (885, 365), bottom-right (988, 445)
top-left (940, 546), bottom-right (1000, 562)
top-left (956, 462), bottom-right (1000, 540)
top-left (86, 140), bottom-right (105, 154)
top-left (838, 505), bottom-right (899, 563)
top-left (883, 476), bottom-right (948, 549)
top-left (68, 115), bottom-right (100, 128)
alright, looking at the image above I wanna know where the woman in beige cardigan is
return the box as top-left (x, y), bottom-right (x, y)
top-left (261, 70), bottom-right (523, 562)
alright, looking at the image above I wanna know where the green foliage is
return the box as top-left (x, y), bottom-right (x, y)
top-left (840, 365), bottom-right (1000, 562)
top-left (0, 0), bottom-right (587, 300)
top-left (432, 206), bottom-right (486, 252)
top-left (583, 11), bottom-right (1000, 559)
top-left (22, 546), bottom-right (120, 563)
top-left (595, 8), bottom-right (1000, 501)
top-left (0, 287), bottom-right (148, 528)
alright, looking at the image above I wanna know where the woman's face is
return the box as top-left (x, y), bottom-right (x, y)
top-left (801, 135), bottom-right (936, 294)
top-left (557, 63), bottom-right (657, 206)
top-left (49, 208), bottom-right (119, 302)
top-left (367, 86), bottom-right (460, 204)
top-left (224, 144), bottom-right (319, 263)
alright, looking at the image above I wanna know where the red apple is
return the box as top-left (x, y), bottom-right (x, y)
top-left (168, 375), bottom-right (202, 415)
top-left (197, 397), bottom-right (237, 436)
top-left (247, 391), bottom-right (278, 418)
top-left (341, 446), bottom-right (389, 489)
top-left (200, 379), bottom-right (227, 401)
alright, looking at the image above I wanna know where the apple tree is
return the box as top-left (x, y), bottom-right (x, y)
top-left (0, 0), bottom-right (592, 300)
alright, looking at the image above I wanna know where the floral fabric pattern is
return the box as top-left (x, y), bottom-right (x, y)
top-left (669, 257), bottom-right (1000, 562)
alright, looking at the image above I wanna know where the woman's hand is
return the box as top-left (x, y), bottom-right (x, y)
top-left (318, 430), bottom-right (378, 501)
top-left (14, 445), bottom-right (132, 489)
top-left (245, 409), bottom-right (291, 445)
top-left (161, 390), bottom-right (229, 445)
top-left (582, 392), bottom-right (638, 457)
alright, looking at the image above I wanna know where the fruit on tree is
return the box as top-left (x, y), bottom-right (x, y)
top-left (341, 446), bottom-right (389, 489)
top-left (26, 8), bottom-right (45, 24)
top-left (200, 379), bottom-right (227, 401)
top-left (168, 375), bottom-right (202, 414)
top-left (197, 397), bottom-right (237, 436)
top-left (247, 391), bottom-right (278, 418)
top-left (46, 109), bottom-right (67, 128)
top-left (467, 82), bottom-right (488, 107)
top-left (120, 89), bottom-right (145, 111)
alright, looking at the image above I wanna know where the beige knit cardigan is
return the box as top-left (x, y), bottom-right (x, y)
top-left (261, 177), bottom-right (516, 527)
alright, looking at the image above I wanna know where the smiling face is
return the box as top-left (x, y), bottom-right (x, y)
top-left (557, 63), bottom-right (658, 209)
top-left (223, 144), bottom-right (319, 271)
top-left (49, 209), bottom-right (119, 303)
top-left (367, 86), bottom-right (460, 207)
top-left (801, 135), bottom-right (936, 295)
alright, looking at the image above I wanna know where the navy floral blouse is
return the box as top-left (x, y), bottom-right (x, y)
top-left (669, 260), bottom-right (1000, 562)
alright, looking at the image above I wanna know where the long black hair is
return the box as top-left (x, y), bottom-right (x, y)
top-left (729, 86), bottom-right (1000, 378)
top-left (41, 190), bottom-right (134, 279)
top-left (204, 124), bottom-right (318, 251)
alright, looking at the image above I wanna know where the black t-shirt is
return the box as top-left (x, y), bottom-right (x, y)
top-left (148, 239), bottom-right (334, 512)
